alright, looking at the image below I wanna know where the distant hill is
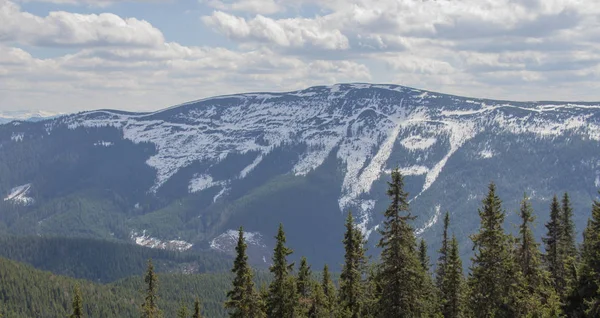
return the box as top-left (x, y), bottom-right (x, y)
top-left (1, 83), bottom-right (600, 266)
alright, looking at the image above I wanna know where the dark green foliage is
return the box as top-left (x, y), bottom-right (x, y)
top-left (339, 211), bottom-right (367, 318)
top-left (267, 224), bottom-right (296, 318)
top-left (0, 235), bottom-right (231, 283)
top-left (321, 264), bottom-right (337, 317)
top-left (568, 194), bottom-right (600, 316)
top-left (442, 236), bottom-right (465, 318)
top-left (193, 298), bottom-right (203, 318)
top-left (297, 256), bottom-right (312, 298)
top-left (561, 193), bottom-right (577, 259)
top-left (177, 301), bottom-right (189, 318)
top-left (225, 227), bottom-right (263, 318)
top-left (436, 212), bottom-right (450, 289)
top-left (419, 238), bottom-right (430, 272)
top-left (468, 182), bottom-right (519, 317)
top-left (70, 284), bottom-right (84, 318)
top-left (376, 168), bottom-right (428, 317)
top-left (544, 195), bottom-right (567, 295)
top-left (515, 194), bottom-right (561, 317)
top-left (141, 259), bottom-right (162, 318)
top-left (308, 281), bottom-right (327, 318)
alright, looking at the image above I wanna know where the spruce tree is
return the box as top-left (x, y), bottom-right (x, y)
top-left (177, 301), bottom-right (188, 318)
top-left (561, 192), bottom-right (577, 258)
top-left (267, 224), bottom-right (296, 318)
top-left (225, 227), bottom-right (262, 318)
top-left (70, 284), bottom-right (84, 318)
top-left (376, 168), bottom-right (427, 317)
top-left (340, 211), bottom-right (366, 318)
top-left (442, 235), bottom-right (465, 318)
top-left (322, 264), bottom-right (337, 317)
top-left (192, 298), bottom-right (202, 318)
top-left (297, 256), bottom-right (312, 298)
top-left (468, 182), bottom-right (518, 317)
top-left (308, 281), bottom-right (327, 318)
top-left (515, 194), bottom-right (561, 317)
top-left (419, 238), bottom-right (430, 272)
top-left (543, 195), bottom-right (567, 295)
top-left (141, 259), bottom-right (162, 318)
top-left (436, 212), bottom-right (450, 289)
top-left (297, 256), bottom-right (313, 316)
top-left (568, 195), bottom-right (600, 316)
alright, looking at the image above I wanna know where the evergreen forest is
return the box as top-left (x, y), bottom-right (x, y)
top-left (2, 168), bottom-right (600, 317)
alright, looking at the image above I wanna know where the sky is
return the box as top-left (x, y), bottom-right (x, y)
top-left (1, 0), bottom-right (600, 113)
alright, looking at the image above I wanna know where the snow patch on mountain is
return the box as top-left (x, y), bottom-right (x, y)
top-left (240, 155), bottom-right (263, 178)
top-left (416, 204), bottom-right (441, 236)
top-left (130, 230), bottom-right (193, 251)
top-left (479, 149), bottom-right (495, 159)
top-left (400, 165), bottom-right (429, 176)
top-left (4, 184), bottom-right (34, 206)
top-left (401, 136), bottom-right (437, 150)
top-left (94, 141), bottom-right (114, 147)
top-left (11, 133), bottom-right (23, 142)
top-left (210, 229), bottom-right (267, 254)
top-left (189, 174), bottom-right (227, 193)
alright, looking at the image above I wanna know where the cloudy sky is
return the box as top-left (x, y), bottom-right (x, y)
top-left (1, 0), bottom-right (600, 112)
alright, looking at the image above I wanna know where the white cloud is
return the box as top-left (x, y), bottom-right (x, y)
top-left (202, 0), bottom-right (283, 15)
top-left (0, 0), bottom-right (164, 47)
top-left (202, 11), bottom-right (349, 50)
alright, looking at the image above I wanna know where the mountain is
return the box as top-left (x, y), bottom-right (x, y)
top-left (0, 110), bottom-right (62, 124)
top-left (1, 83), bottom-right (600, 267)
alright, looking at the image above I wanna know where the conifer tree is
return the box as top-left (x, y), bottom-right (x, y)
top-left (419, 238), bottom-right (430, 272)
top-left (468, 182), bottom-right (518, 317)
top-left (515, 194), bottom-right (561, 317)
top-left (70, 284), bottom-right (84, 318)
top-left (376, 168), bottom-right (427, 317)
top-left (177, 301), bottom-right (188, 318)
top-left (442, 235), bottom-right (465, 318)
top-left (267, 223), bottom-right (296, 318)
top-left (321, 264), bottom-right (337, 317)
top-left (543, 195), bottom-right (567, 295)
top-left (308, 281), bottom-right (327, 318)
top-left (297, 256), bottom-right (313, 316)
top-left (340, 211), bottom-right (367, 318)
top-left (561, 192), bottom-right (577, 258)
top-left (568, 195), bottom-right (600, 316)
top-left (436, 212), bottom-right (451, 289)
top-left (297, 256), bottom-right (312, 298)
top-left (192, 298), bottom-right (202, 318)
top-left (225, 227), bottom-right (263, 318)
top-left (141, 259), bottom-right (162, 318)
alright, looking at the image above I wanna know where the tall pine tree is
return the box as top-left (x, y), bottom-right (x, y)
top-left (267, 224), bottom-right (296, 318)
top-left (468, 182), bottom-right (518, 317)
top-left (436, 212), bottom-right (451, 289)
top-left (322, 264), bottom-right (337, 318)
top-left (192, 298), bottom-right (202, 318)
top-left (141, 259), bottom-right (161, 318)
top-left (376, 168), bottom-right (427, 317)
top-left (340, 211), bottom-right (367, 318)
top-left (225, 227), bottom-right (263, 318)
top-left (515, 194), bottom-right (561, 317)
top-left (70, 284), bottom-right (83, 318)
top-left (177, 301), bottom-right (189, 318)
top-left (442, 235), bottom-right (465, 318)
top-left (561, 192), bottom-right (577, 259)
top-left (543, 195), bottom-right (568, 297)
top-left (297, 256), bottom-right (313, 316)
top-left (419, 239), bottom-right (430, 272)
top-left (568, 194), bottom-right (600, 316)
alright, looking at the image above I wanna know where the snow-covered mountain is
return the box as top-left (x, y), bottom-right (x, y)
top-left (0, 110), bottom-right (62, 124)
top-left (1, 83), bottom-right (600, 265)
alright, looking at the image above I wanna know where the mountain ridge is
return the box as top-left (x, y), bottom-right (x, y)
top-left (2, 83), bottom-right (600, 266)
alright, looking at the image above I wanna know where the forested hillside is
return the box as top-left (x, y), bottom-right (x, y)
top-left (1, 170), bottom-right (600, 317)
top-left (0, 236), bottom-right (232, 283)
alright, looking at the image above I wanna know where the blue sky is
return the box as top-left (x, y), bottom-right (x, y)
top-left (1, 0), bottom-right (600, 113)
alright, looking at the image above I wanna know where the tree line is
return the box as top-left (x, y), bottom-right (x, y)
top-left (59, 168), bottom-right (600, 317)
top-left (223, 168), bottom-right (600, 317)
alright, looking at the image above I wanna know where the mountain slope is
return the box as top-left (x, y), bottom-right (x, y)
top-left (1, 83), bottom-right (600, 266)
